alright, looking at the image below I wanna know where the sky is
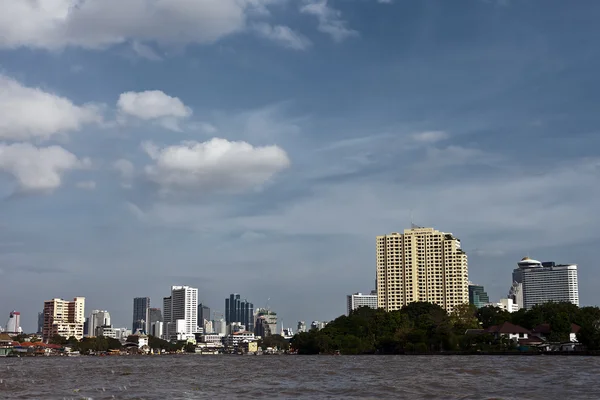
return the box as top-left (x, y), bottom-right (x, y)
top-left (1, 0), bottom-right (600, 333)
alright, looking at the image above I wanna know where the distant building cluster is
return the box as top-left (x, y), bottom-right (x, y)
top-left (469, 256), bottom-right (579, 312)
top-left (343, 225), bottom-right (581, 319)
top-left (1, 225), bottom-right (582, 351)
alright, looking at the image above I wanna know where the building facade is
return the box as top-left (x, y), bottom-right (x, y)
top-left (376, 227), bottom-right (469, 313)
top-left (346, 292), bottom-right (378, 315)
top-left (163, 286), bottom-right (198, 340)
top-left (517, 258), bottom-right (579, 309)
top-left (132, 297), bottom-right (150, 333)
top-left (198, 304), bottom-right (211, 327)
top-left (468, 284), bottom-right (490, 308)
top-left (42, 297), bottom-right (85, 342)
top-left (147, 308), bottom-right (163, 334)
top-left (225, 294), bottom-right (254, 333)
top-left (5, 311), bottom-right (22, 334)
top-left (297, 321), bottom-right (307, 333)
top-left (254, 308), bottom-right (277, 337)
top-left (88, 310), bottom-right (111, 337)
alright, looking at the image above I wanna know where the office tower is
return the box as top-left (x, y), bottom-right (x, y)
top-left (5, 311), bottom-right (21, 334)
top-left (147, 308), bottom-right (163, 334)
top-left (297, 321), bottom-right (307, 333)
top-left (376, 226), bottom-right (469, 313)
top-left (132, 297), bottom-right (150, 333)
top-left (198, 304), bottom-right (210, 326)
top-left (468, 284), bottom-right (490, 309)
top-left (163, 286), bottom-right (198, 340)
top-left (88, 310), bottom-right (111, 337)
top-left (42, 297), bottom-right (85, 341)
top-left (254, 308), bottom-right (277, 337)
top-left (347, 292), bottom-right (378, 315)
top-left (37, 312), bottom-right (44, 334)
top-left (512, 257), bottom-right (579, 309)
top-left (162, 296), bottom-right (172, 340)
top-left (225, 294), bottom-right (254, 332)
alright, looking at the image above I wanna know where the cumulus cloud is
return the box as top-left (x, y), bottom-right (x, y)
top-left (300, 0), bottom-right (358, 42)
top-left (0, 0), bottom-right (293, 51)
top-left (253, 23), bottom-right (312, 50)
top-left (0, 143), bottom-right (90, 193)
top-left (141, 138), bottom-right (290, 194)
top-left (0, 74), bottom-right (102, 141)
top-left (117, 90), bottom-right (192, 131)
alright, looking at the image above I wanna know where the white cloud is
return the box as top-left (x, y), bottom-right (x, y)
top-left (0, 143), bottom-right (90, 193)
top-left (411, 130), bottom-right (449, 143)
top-left (0, 0), bottom-right (292, 51)
top-left (117, 90), bottom-right (192, 131)
top-left (117, 90), bottom-right (191, 120)
top-left (253, 23), bottom-right (312, 50)
top-left (141, 138), bottom-right (290, 194)
top-left (300, 0), bottom-right (358, 42)
top-left (0, 74), bottom-right (102, 141)
top-left (76, 180), bottom-right (97, 190)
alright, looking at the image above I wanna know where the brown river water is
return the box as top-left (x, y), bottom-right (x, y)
top-left (1, 355), bottom-right (599, 399)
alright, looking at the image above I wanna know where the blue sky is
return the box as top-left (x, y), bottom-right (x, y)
top-left (1, 0), bottom-right (599, 332)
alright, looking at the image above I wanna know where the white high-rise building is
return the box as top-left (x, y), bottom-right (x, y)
top-left (5, 311), bottom-right (22, 334)
top-left (512, 257), bottom-right (579, 309)
top-left (347, 292), bottom-right (378, 315)
top-left (163, 286), bottom-right (198, 340)
top-left (88, 310), bottom-right (111, 337)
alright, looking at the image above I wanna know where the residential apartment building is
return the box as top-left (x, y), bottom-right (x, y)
top-left (42, 297), bottom-right (85, 342)
top-left (468, 284), bottom-right (490, 309)
top-left (514, 258), bottom-right (579, 309)
top-left (376, 226), bottom-right (469, 313)
top-left (132, 297), bottom-right (150, 333)
top-left (347, 291), bottom-right (378, 315)
top-left (163, 286), bottom-right (198, 340)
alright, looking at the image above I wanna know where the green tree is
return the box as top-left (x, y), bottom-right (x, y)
top-left (451, 303), bottom-right (480, 334)
top-left (49, 334), bottom-right (68, 345)
top-left (476, 306), bottom-right (510, 328)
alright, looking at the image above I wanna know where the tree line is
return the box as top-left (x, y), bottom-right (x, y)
top-left (290, 302), bottom-right (600, 355)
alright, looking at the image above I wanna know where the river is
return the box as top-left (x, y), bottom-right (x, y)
top-left (1, 355), bottom-right (599, 399)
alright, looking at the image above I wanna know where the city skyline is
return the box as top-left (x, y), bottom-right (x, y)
top-left (2, 0), bottom-right (600, 331)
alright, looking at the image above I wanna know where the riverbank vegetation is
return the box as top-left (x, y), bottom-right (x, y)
top-left (290, 302), bottom-right (600, 355)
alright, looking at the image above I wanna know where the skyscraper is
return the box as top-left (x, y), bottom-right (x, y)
top-left (5, 311), bottom-right (21, 334)
top-left (225, 294), bottom-right (254, 332)
top-left (37, 311), bottom-right (44, 334)
top-left (163, 286), bottom-right (198, 340)
top-left (42, 297), bottom-right (85, 341)
top-left (347, 292), bottom-right (378, 315)
top-left (88, 310), bottom-right (111, 337)
top-left (376, 226), bottom-right (469, 313)
top-left (147, 308), bottom-right (163, 334)
top-left (132, 297), bottom-right (150, 333)
top-left (468, 284), bottom-right (490, 308)
top-left (511, 257), bottom-right (579, 309)
top-left (198, 304), bottom-right (210, 327)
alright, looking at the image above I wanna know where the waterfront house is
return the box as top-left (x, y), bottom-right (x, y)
top-left (0, 333), bottom-right (14, 357)
top-left (485, 322), bottom-right (530, 342)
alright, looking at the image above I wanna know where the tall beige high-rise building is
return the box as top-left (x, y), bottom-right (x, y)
top-left (42, 297), bottom-right (85, 342)
top-left (376, 227), bottom-right (469, 313)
